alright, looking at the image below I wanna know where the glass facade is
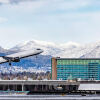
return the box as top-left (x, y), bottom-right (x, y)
top-left (56, 59), bottom-right (100, 80)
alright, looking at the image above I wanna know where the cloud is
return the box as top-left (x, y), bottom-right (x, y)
top-left (0, 0), bottom-right (100, 47)
top-left (0, 0), bottom-right (39, 4)
top-left (40, 0), bottom-right (100, 14)
top-left (0, 17), bottom-right (8, 23)
top-left (0, 0), bottom-right (47, 14)
top-left (0, 0), bottom-right (9, 4)
top-left (0, 0), bottom-right (100, 14)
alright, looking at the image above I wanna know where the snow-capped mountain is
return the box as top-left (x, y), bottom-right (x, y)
top-left (59, 41), bottom-right (100, 58)
top-left (11, 40), bottom-right (80, 56)
top-left (0, 46), bottom-right (7, 53)
top-left (11, 40), bottom-right (100, 58)
top-left (0, 40), bottom-right (100, 73)
top-left (0, 46), bottom-right (6, 52)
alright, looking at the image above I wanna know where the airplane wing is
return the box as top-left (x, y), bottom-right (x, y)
top-left (0, 49), bottom-right (43, 64)
top-left (7, 49), bottom-right (43, 58)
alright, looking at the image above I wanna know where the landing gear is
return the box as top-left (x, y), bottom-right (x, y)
top-left (8, 60), bottom-right (12, 66)
top-left (9, 62), bottom-right (11, 66)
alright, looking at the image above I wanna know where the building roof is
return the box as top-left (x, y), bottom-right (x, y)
top-left (54, 57), bottom-right (100, 60)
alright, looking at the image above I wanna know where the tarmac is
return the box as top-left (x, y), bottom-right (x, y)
top-left (0, 95), bottom-right (100, 100)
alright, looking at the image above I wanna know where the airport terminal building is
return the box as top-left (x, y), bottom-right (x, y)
top-left (51, 58), bottom-right (100, 80)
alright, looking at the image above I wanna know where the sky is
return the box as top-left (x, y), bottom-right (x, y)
top-left (0, 0), bottom-right (100, 49)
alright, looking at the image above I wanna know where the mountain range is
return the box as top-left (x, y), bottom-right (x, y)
top-left (0, 40), bottom-right (100, 73)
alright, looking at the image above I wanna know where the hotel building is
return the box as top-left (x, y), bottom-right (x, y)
top-left (51, 58), bottom-right (100, 80)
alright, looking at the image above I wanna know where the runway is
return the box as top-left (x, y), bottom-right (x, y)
top-left (0, 95), bottom-right (100, 100)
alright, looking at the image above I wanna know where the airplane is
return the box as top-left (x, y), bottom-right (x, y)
top-left (0, 48), bottom-right (43, 66)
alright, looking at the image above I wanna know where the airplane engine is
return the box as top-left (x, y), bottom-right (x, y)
top-left (12, 57), bottom-right (20, 62)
